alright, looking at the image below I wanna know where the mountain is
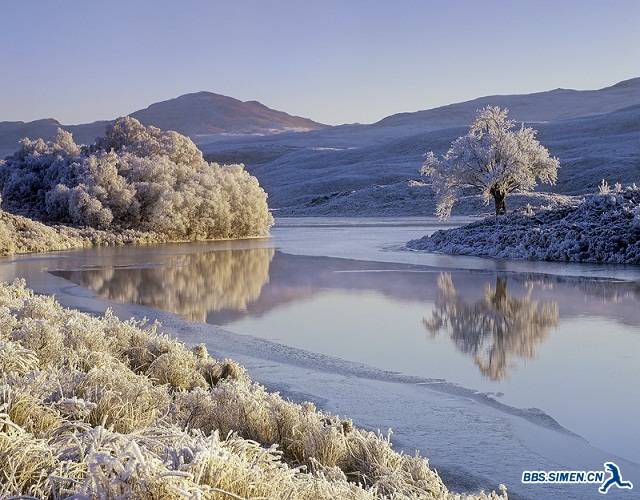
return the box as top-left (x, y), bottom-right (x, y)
top-left (196, 77), bottom-right (640, 158)
top-left (2, 78), bottom-right (638, 216)
top-left (373, 77), bottom-right (640, 133)
top-left (129, 92), bottom-right (326, 138)
top-left (0, 92), bottom-right (326, 158)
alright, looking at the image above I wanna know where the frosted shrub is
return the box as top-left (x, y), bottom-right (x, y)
top-left (632, 205), bottom-right (640, 229)
top-left (0, 341), bottom-right (38, 375)
top-left (524, 203), bottom-right (534, 216)
top-left (0, 196), bottom-right (16, 256)
top-left (0, 117), bottom-right (273, 239)
top-left (146, 350), bottom-right (208, 390)
top-left (598, 179), bottom-right (611, 194)
top-left (0, 279), bottom-right (505, 499)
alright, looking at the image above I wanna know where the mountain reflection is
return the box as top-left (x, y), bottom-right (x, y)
top-left (55, 248), bottom-right (274, 322)
top-left (424, 273), bottom-right (559, 380)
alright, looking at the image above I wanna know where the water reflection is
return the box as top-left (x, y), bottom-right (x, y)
top-left (424, 273), bottom-right (559, 380)
top-left (51, 248), bottom-right (637, 384)
top-left (53, 248), bottom-right (274, 322)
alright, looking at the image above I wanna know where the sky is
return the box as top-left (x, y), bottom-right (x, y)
top-left (1, 0), bottom-right (639, 125)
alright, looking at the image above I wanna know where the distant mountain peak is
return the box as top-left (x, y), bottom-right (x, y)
top-left (129, 92), bottom-right (326, 137)
top-left (1, 77), bottom-right (638, 159)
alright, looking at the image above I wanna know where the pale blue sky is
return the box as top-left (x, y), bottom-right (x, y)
top-left (1, 0), bottom-right (638, 125)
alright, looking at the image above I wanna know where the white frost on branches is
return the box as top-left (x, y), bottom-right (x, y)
top-left (421, 106), bottom-right (560, 219)
top-left (0, 117), bottom-right (273, 239)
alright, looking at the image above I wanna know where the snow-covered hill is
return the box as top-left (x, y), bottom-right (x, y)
top-left (129, 92), bottom-right (326, 137)
top-left (2, 78), bottom-right (638, 217)
top-left (203, 104), bottom-right (640, 215)
top-left (375, 77), bottom-right (640, 132)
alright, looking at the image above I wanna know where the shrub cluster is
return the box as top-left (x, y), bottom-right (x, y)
top-left (0, 205), bottom-right (169, 257)
top-left (0, 117), bottom-right (274, 240)
top-left (0, 279), bottom-right (506, 499)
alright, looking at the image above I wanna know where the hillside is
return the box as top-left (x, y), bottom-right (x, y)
top-left (202, 103), bottom-right (640, 215)
top-left (130, 92), bottom-right (326, 138)
top-left (0, 93), bottom-right (326, 158)
top-left (407, 187), bottom-right (640, 264)
top-left (375, 77), bottom-right (640, 132)
top-left (0, 119), bottom-right (109, 158)
top-left (2, 78), bottom-right (638, 216)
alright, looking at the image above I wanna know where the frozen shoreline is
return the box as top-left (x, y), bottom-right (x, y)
top-left (1, 242), bottom-right (638, 500)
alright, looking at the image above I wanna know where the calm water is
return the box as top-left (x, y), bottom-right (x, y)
top-left (47, 218), bottom-right (640, 465)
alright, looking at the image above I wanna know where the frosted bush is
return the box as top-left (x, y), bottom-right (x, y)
top-left (632, 205), bottom-right (640, 229)
top-left (598, 179), bottom-right (611, 194)
top-left (0, 279), bottom-right (506, 499)
top-left (524, 203), bottom-right (534, 216)
top-left (0, 117), bottom-right (273, 239)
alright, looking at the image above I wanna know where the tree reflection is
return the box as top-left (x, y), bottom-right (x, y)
top-left (57, 248), bottom-right (274, 322)
top-left (424, 273), bottom-right (559, 380)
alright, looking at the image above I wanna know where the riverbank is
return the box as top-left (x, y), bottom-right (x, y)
top-left (3, 222), bottom-right (639, 500)
top-left (0, 278), bottom-right (506, 499)
top-left (407, 187), bottom-right (640, 264)
top-left (0, 208), bottom-right (166, 256)
top-left (0, 208), bottom-right (272, 258)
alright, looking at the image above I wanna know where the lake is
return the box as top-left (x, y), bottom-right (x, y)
top-left (3, 217), bottom-right (639, 499)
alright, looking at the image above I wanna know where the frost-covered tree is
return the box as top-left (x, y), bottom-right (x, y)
top-left (0, 117), bottom-right (274, 239)
top-left (421, 106), bottom-right (559, 218)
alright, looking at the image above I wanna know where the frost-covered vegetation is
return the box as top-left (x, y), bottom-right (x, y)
top-left (407, 185), bottom-right (640, 264)
top-left (422, 107), bottom-right (559, 218)
top-left (0, 117), bottom-right (273, 249)
top-left (0, 202), bottom-right (173, 257)
top-left (0, 279), bottom-right (506, 499)
top-left (281, 179), bottom-right (574, 217)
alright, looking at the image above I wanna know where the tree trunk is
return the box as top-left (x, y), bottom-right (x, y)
top-left (491, 188), bottom-right (507, 215)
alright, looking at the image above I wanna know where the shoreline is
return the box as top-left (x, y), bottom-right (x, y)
top-left (2, 241), bottom-right (638, 499)
top-left (1, 277), bottom-right (503, 499)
